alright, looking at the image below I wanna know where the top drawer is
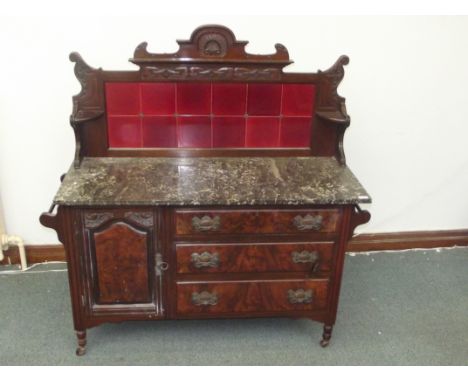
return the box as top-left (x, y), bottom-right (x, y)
top-left (174, 209), bottom-right (341, 236)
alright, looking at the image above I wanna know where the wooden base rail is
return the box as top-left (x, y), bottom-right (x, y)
top-left (1, 245), bottom-right (66, 265)
top-left (348, 229), bottom-right (468, 252)
top-left (2, 229), bottom-right (467, 266)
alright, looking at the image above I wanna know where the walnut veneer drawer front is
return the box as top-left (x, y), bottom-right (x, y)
top-left (176, 279), bottom-right (329, 315)
top-left (174, 209), bottom-right (340, 236)
top-left (176, 242), bottom-right (335, 274)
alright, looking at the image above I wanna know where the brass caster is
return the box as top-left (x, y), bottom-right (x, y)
top-left (75, 330), bottom-right (87, 356)
top-left (76, 346), bottom-right (86, 356)
top-left (320, 339), bottom-right (330, 348)
top-left (320, 324), bottom-right (333, 348)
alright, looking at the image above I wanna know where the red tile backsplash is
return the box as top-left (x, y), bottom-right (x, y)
top-left (176, 83), bottom-right (211, 115)
top-left (247, 84), bottom-right (282, 116)
top-left (213, 117), bottom-right (246, 147)
top-left (280, 117), bottom-right (312, 147)
top-left (141, 83), bottom-right (176, 115)
top-left (212, 84), bottom-right (247, 115)
top-left (142, 116), bottom-right (177, 148)
top-left (177, 116), bottom-right (212, 148)
top-left (106, 83), bottom-right (140, 115)
top-left (282, 84), bottom-right (316, 116)
top-left (106, 82), bottom-right (316, 148)
top-left (245, 117), bottom-right (280, 147)
top-left (107, 116), bottom-right (141, 147)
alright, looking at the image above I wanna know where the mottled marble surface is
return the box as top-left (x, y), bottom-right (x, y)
top-left (53, 157), bottom-right (371, 206)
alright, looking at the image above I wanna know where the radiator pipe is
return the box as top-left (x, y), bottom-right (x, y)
top-left (0, 195), bottom-right (28, 270)
top-left (1, 234), bottom-right (27, 271)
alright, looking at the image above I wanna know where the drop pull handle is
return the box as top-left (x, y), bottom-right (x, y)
top-left (191, 251), bottom-right (220, 269)
top-left (191, 215), bottom-right (221, 232)
top-left (192, 291), bottom-right (218, 306)
top-left (288, 289), bottom-right (313, 304)
top-left (292, 214), bottom-right (323, 231)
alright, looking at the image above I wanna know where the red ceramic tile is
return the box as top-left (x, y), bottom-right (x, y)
top-left (245, 117), bottom-right (280, 147)
top-left (105, 83), bottom-right (140, 115)
top-left (247, 84), bottom-right (282, 116)
top-left (212, 117), bottom-right (246, 148)
top-left (177, 83), bottom-right (211, 115)
top-left (282, 84), bottom-right (316, 116)
top-left (280, 117), bottom-right (312, 147)
top-left (142, 116), bottom-right (177, 148)
top-left (212, 84), bottom-right (247, 115)
top-left (177, 116), bottom-right (212, 148)
top-left (107, 116), bottom-right (141, 147)
top-left (141, 83), bottom-right (176, 115)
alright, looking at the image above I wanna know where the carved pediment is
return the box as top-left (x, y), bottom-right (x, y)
top-left (130, 25), bottom-right (292, 68)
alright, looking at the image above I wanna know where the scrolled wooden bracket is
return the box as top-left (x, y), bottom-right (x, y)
top-left (69, 52), bottom-right (104, 119)
top-left (69, 52), bottom-right (105, 169)
top-left (348, 205), bottom-right (371, 240)
top-left (316, 102), bottom-right (351, 127)
top-left (39, 204), bottom-right (65, 244)
top-left (315, 55), bottom-right (351, 166)
top-left (319, 54), bottom-right (350, 106)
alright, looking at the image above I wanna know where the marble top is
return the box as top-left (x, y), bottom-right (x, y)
top-left (53, 156), bottom-right (371, 206)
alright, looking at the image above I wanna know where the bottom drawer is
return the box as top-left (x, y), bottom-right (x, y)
top-left (176, 279), bottom-right (329, 315)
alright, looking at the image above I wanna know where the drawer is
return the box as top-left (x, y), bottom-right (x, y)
top-left (176, 279), bottom-right (329, 315)
top-left (174, 209), bottom-right (340, 236)
top-left (176, 242), bottom-right (335, 274)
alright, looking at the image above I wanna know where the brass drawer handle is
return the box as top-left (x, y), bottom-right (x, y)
top-left (191, 215), bottom-right (221, 232)
top-left (191, 251), bottom-right (220, 269)
top-left (293, 214), bottom-right (323, 231)
top-left (191, 291), bottom-right (218, 306)
top-left (291, 250), bottom-right (320, 271)
top-left (287, 289), bottom-right (313, 304)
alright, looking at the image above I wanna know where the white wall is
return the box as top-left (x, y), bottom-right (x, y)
top-left (1, 12), bottom-right (468, 244)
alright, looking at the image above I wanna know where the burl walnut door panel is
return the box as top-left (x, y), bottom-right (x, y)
top-left (93, 222), bottom-right (150, 304)
top-left (82, 209), bottom-right (162, 316)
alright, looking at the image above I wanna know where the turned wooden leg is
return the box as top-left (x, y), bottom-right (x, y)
top-left (320, 325), bottom-right (333, 347)
top-left (76, 330), bottom-right (87, 356)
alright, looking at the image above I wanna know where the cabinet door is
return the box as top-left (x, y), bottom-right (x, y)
top-left (82, 209), bottom-right (163, 317)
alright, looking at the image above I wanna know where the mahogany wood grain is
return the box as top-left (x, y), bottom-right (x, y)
top-left (38, 25), bottom-right (373, 354)
top-left (107, 148), bottom-right (312, 158)
top-left (175, 241), bottom-right (335, 274)
top-left (174, 209), bottom-right (341, 236)
top-left (79, 208), bottom-right (163, 319)
top-left (175, 278), bottom-right (329, 315)
top-left (92, 222), bottom-right (151, 304)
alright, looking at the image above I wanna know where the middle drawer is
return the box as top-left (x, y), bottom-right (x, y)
top-left (175, 242), bottom-right (335, 274)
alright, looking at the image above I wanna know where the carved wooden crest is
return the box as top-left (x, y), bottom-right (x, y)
top-left (84, 212), bottom-right (114, 229)
top-left (130, 25), bottom-right (292, 67)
